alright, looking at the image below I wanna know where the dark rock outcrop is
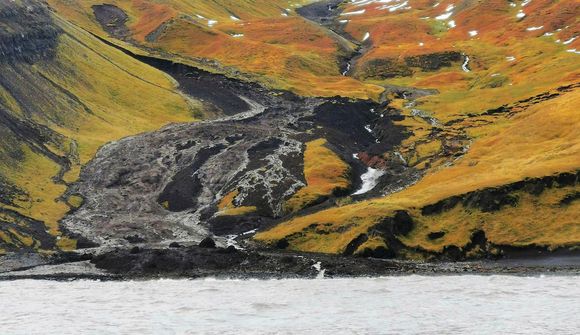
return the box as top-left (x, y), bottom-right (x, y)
top-left (92, 5), bottom-right (131, 40)
top-left (422, 171), bottom-right (579, 215)
top-left (0, 0), bottom-right (61, 63)
top-left (199, 237), bottom-right (216, 249)
top-left (404, 51), bottom-right (462, 71)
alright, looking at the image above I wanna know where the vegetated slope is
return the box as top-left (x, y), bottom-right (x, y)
top-left (0, 0), bottom-right (199, 254)
top-left (256, 0), bottom-right (580, 259)
top-left (46, 0), bottom-right (383, 98)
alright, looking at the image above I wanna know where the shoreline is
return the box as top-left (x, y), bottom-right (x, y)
top-left (2, 245), bottom-right (579, 281)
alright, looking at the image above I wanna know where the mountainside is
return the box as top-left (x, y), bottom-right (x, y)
top-left (0, 0), bottom-right (578, 262)
top-left (0, 0), bottom-right (200, 253)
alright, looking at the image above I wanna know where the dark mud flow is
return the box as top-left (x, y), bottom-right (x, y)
top-left (133, 56), bottom-right (257, 116)
top-left (296, 0), bottom-right (345, 25)
top-left (92, 5), bottom-right (131, 40)
top-left (57, 44), bottom-right (410, 249)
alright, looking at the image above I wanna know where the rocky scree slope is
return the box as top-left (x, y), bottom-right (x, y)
top-left (62, 54), bottom-right (412, 249)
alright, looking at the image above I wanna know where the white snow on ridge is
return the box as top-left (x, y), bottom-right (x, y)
top-left (563, 36), bottom-right (578, 45)
top-left (341, 9), bottom-right (366, 16)
top-left (526, 26), bottom-right (543, 31)
top-left (349, 0), bottom-right (412, 14)
top-left (468, 30), bottom-right (478, 37)
top-left (435, 12), bottom-right (453, 20)
top-left (435, 2), bottom-right (454, 20)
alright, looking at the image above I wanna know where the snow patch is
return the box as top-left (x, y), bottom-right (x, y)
top-left (563, 37), bottom-right (577, 45)
top-left (353, 168), bottom-right (385, 195)
top-left (341, 9), bottom-right (366, 16)
top-left (526, 26), bottom-right (543, 31)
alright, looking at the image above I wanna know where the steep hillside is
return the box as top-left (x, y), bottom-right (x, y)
top-left (46, 0), bottom-right (382, 98)
top-left (0, 0), bottom-right (199, 254)
top-left (256, 0), bottom-right (580, 258)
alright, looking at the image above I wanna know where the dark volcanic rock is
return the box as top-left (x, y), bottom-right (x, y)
top-left (61, 52), bottom-right (412, 247)
top-left (87, 245), bottom-right (413, 279)
top-left (0, 0), bottom-right (61, 63)
top-left (428, 231), bottom-right (446, 240)
top-left (296, 0), bottom-right (344, 25)
top-left (357, 58), bottom-right (413, 79)
top-left (199, 237), bottom-right (216, 249)
top-left (275, 239), bottom-right (290, 250)
top-left (422, 171), bottom-right (580, 215)
top-left (343, 234), bottom-right (369, 256)
top-left (405, 51), bottom-right (463, 71)
top-left (92, 5), bottom-right (131, 40)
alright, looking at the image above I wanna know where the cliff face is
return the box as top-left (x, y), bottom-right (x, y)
top-left (0, 0), bottom-right (61, 63)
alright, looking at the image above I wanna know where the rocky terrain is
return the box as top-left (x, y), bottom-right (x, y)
top-left (61, 51), bottom-right (413, 250)
top-left (0, 0), bottom-right (578, 277)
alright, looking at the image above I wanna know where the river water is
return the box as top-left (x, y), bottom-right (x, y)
top-left (1, 275), bottom-right (578, 334)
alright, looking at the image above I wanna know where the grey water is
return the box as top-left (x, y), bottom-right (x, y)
top-left (1, 275), bottom-right (578, 334)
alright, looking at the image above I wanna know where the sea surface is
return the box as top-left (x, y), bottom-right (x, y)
top-left (1, 275), bottom-right (578, 334)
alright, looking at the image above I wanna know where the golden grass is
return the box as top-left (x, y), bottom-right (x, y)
top-left (284, 139), bottom-right (350, 213)
top-left (218, 190), bottom-right (239, 211)
top-left (46, 0), bottom-right (383, 100)
top-left (354, 236), bottom-right (388, 256)
top-left (402, 186), bottom-right (580, 252)
top-left (256, 89), bottom-right (580, 253)
top-left (218, 206), bottom-right (258, 217)
top-left (215, 190), bottom-right (257, 216)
